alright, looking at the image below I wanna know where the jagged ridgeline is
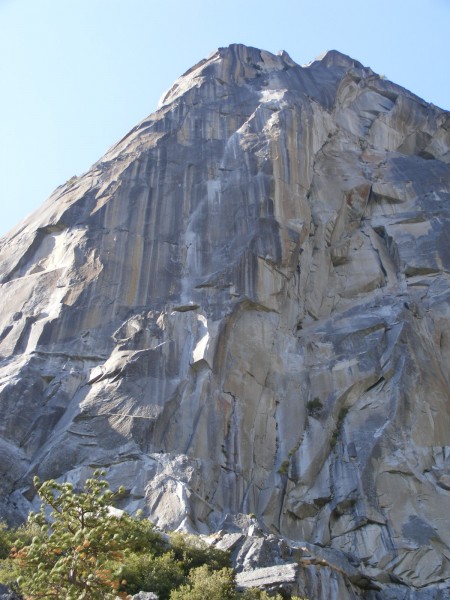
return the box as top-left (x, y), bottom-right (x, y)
top-left (1, 44), bottom-right (450, 599)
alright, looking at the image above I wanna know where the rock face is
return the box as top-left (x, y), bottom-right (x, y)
top-left (1, 44), bottom-right (450, 598)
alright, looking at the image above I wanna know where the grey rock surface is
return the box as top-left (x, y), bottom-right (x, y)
top-left (235, 562), bottom-right (298, 591)
top-left (1, 44), bottom-right (450, 598)
top-left (0, 583), bottom-right (22, 600)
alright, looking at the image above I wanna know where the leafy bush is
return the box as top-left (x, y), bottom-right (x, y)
top-left (66, 175), bottom-right (78, 187)
top-left (168, 566), bottom-right (290, 600)
top-left (120, 550), bottom-right (185, 599)
top-left (0, 522), bottom-right (16, 560)
top-left (169, 564), bottom-right (237, 600)
top-left (169, 532), bottom-right (230, 574)
top-left (278, 459), bottom-right (290, 475)
top-left (306, 397), bottom-right (323, 417)
top-left (118, 532), bottom-right (230, 598)
top-left (0, 520), bottom-right (41, 589)
top-left (117, 512), bottom-right (167, 556)
top-left (0, 520), bottom-right (39, 562)
top-left (0, 472), bottom-right (304, 599)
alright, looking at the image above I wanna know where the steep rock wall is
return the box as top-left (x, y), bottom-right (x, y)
top-left (1, 45), bottom-right (450, 598)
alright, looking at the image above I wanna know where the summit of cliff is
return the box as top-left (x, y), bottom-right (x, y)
top-left (0, 45), bottom-right (450, 599)
top-left (158, 44), bottom-right (368, 110)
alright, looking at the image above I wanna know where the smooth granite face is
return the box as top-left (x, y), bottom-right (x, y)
top-left (1, 44), bottom-right (450, 598)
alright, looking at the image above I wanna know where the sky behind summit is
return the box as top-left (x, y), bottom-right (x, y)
top-left (0, 0), bottom-right (449, 236)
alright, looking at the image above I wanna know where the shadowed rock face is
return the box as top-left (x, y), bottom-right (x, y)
top-left (1, 44), bottom-right (450, 598)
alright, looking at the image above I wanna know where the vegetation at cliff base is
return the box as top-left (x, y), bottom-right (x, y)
top-left (0, 472), bottom-right (304, 599)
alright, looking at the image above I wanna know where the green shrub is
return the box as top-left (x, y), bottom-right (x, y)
top-left (119, 550), bottom-right (185, 599)
top-left (117, 512), bottom-right (167, 556)
top-left (0, 519), bottom-right (40, 561)
top-left (0, 474), bottom-right (304, 600)
top-left (0, 522), bottom-right (15, 560)
top-left (169, 532), bottom-right (230, 574)
top-left (0, 520), bottom-right (40, 588)
top-left (330, 406), bottom-right (349, 449)
top-left (306, 397), bottom-right (323, 417)
top-left (66, 175), bottom-right (78, 187)
top-left (0, 473), bottom-right (234, 599)
top-left (0, 555), bottom-right (22, 590)
top-left (241, 589), bottom-right (284, 599)
top-left (169, 564), bottom-right (236, 600)
top-left (6, 472), bottom-right (130, 599)
top-left (278, 459), bottom-right (290, 475)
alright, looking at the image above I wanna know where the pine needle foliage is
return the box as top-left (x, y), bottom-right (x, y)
top-left (0, 472), bottom-right (307, 599)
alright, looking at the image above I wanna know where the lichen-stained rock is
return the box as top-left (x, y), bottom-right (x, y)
top-left (1, 44), bottom-right (450, 597)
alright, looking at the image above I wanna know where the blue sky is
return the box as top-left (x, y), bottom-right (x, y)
top-left (0, 0), bottom-right (449, 236)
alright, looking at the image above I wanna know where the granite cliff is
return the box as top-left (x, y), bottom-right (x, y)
top-left (1, 45), bottom-right (450, 598)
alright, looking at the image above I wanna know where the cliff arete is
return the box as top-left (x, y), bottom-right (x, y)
top-left (1, 45), bottom-right (450, 599)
